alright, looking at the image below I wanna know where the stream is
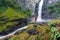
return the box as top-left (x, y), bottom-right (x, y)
top-left (0, 26), bottom-right (28, 40)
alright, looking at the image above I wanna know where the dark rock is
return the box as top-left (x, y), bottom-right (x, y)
top-left (42, 0), bottom-right (59, 19)
top-left (27, 29), bottom-right (38, 35)
top-left (4, 38), bottom-right (8, 40)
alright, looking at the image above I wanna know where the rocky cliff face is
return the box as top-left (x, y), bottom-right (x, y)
top-left (25, 0), bottom-right (40, 15)
top-left (15, 0), bottom-right (39, 15)
top-left (42, 0), bottom-right (60, 19)
top-left (10, 0), bottom-right (60, 19)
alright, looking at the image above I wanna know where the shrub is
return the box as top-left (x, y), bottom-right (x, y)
top-left (48, 20), bottom-right (60, 27)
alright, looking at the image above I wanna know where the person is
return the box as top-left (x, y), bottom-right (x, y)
top-left (34, 16), bottom-right (37, 22)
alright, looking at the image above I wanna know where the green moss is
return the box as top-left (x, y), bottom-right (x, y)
top-left (0, 22), bottom-right (17, 32)
top-left (9, 20), bottom-right (60, 40)
top-left (36, 35), bottom-right (43, 40)
top-left (48, 20), bottom-right (60, 27)
top-left (0, 7), bottom-right (31, 32)
top-left (0, 7), bottom-right (31, 20)
top-left (0, 0), bottom-right (32, 33)
top-left (10, 36), bottom-right (19, 40)
top-left (10, 24), bottom-right (50, 40)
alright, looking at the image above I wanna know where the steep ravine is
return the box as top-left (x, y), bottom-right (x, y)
top-left (0, 0), bottom-right (60, 40)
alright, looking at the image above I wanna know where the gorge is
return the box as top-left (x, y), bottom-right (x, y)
top-left (0, 0), bottom-right (45, 39)
top-left (0, 0), bottom-right (60, 40)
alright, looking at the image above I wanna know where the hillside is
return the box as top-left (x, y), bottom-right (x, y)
top-left (0, 0), bottom-right (60, 40)
top-left (0, 0), bottom-right (31, 36)
top-left (10, 20), bottom-right (60, 40)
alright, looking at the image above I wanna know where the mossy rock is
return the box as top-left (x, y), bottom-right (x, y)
top-left (10, 24), bottom-right (50, 40)
top-left (48, 20), bottom-right (60, 27)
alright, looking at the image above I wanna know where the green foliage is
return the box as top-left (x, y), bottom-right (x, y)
top-left (0, 0), bottom-right (31, 32)
top-left (48, 20), bottom-right (60, 28)
top-left (10, 36), bottom-right (19, 40)
top-left (10, 31), bottom-right (29, 40)
top-left (0, 0), bottom-right (31, 18)
top-left (10, 24), bottom-right (50, 40)
top-left (9, 20), bottom-right (60, 40)
top-left (48, 1), bottom-right (60, 18)
top-left (36, 35), bottom-right (43, 40)
top-left (0, 7), bottom-right (25, 20)
top-left (0, 0), bottom-right (16, 8)
top-left (0, 7), bottom-right (31, 32)
top-left (57, 33), bottom-right (60, 37)
top-left (0, 22), bottom-right (17, 32)
top-left (48, 20), bottom-right (60, 40)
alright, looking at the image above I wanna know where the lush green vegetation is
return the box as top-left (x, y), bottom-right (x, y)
top-left (0, 7), bottom-right (31, 20)
top-left (9, 1), bottom-right (60, 40)
top-left (10, 23), bottom-right (50, 40)
top-left (48, 2), bottom-right (60, 40)
top-left (10, 20), bottom-right (60, 40)
top-left (0, 0), bottom-right (31, 32)
top-left (48, 1), bottom-right (60, 18)
top-left (48, 20), bottom-right (60, 40)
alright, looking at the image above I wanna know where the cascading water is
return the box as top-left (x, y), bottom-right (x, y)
top-left (31, 0), bottom-right (51, 23)
top-left (36, 0), bottom-right (51, 22)
top-left (36, 0), bottom-right (44, 22)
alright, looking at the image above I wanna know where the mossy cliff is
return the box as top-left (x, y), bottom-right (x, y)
top-left (0, 0), bottom-right (32, 35)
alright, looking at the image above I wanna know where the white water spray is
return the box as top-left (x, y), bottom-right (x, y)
top-left (36, 0), bottom-right (51, 22)
top-left (36, 0), bottom-right (44, 22)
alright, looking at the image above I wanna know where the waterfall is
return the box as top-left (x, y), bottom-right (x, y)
top-left (36, 0), bottom-right (51, 22)
top-left (36, 0), bottom-right (44, 22)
